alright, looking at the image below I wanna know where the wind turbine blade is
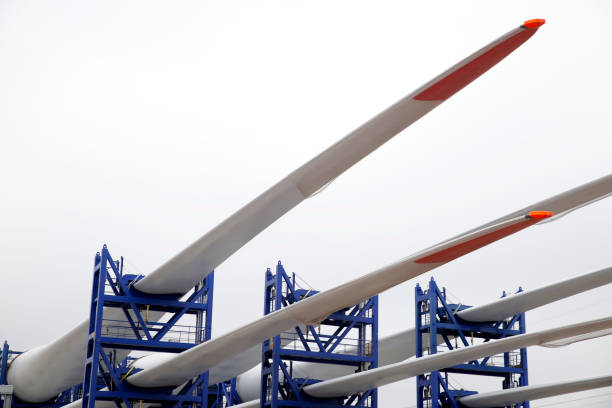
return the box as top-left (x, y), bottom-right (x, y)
top-left (303, 316), bottom-right (612, 398)
top-left (127, 211), bottom-right (554, 387)
top-left (457, 266), bottom-right (612, 322)
top-left (459, 373), bottom-right (612, 407)
top-left (541, 328), bottom-right (612, 348)
top-left (134, 21), bottom-right (546, 296)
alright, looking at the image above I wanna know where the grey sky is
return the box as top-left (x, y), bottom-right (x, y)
top-left (1, 1), bottom-right (611, 406)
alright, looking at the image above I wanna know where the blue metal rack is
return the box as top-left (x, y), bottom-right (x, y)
top-left (82, 245), bottom-right (214, 408)
top-left (0, 342), bottom-right (15, 391)
top-left (209, 378), bottom-right (242, 407)
top-left (415, 277), bottom-right (529, 408)
top-left (260, 261), bottom-right (378, 408)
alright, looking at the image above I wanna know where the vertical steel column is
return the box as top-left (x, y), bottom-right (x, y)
top-left (415, 284), bottom-right (424, 408)
top-left (0, 342), bottom-right (9, 388)
top-left (82, 251), bottom-right (105, 408)
top-left (213, 378), bottom-right (241, 407)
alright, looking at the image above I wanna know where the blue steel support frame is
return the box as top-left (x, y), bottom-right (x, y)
top-left (0, 342), bottom-right (10, 386)
top-left (260, 261), bottom-right (378, 408)
top-left (415, 277), bottom-right (529, 408)
top-left (208, 378), bottom-right (242, 408)
top-left (82, 245), bottom-right (214, 408)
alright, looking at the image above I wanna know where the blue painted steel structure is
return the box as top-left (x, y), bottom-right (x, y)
top-left (82, 245), bottom-right (214, 408)
top-left (260, 261), bottom-right (378, 408)
top-left (0, 342), bottom-right (15, 391)
top-left (415, 277), bottom-right (529, 408)
top-left (209, 378), bottom-right (242, 407)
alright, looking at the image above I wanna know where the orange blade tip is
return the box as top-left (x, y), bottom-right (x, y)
top-left (523, 18), bottom-right (546, 29)
top-left (528, 210), bottom-right (554, 220)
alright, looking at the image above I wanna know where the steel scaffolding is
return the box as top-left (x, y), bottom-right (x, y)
top-left (82, 245), bottom-right (214, 408)
top-left (260, 261), bottom-right (378, 408)
top-left (209, 378), bottom-right (242, 407)
top-left (415, 277), bottom-right (529, 408)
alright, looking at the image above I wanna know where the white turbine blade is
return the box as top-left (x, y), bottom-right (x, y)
top-left (378, 328), bottom-right (420, 366)
top-left (458, 266), bottom-right (612, 322)
top-left (459, 374), bottom-right (612, 407)
top-left (6, 20), bottom-right (549, 403)
top-left (134, 21), bottom-right (546, 296)
top-left (541, 328), bottom-right (612, 348)
top-left (303, 316), bottom-right (612, 398)
top-left (127, 210), bottom-right (555, 387)
top-left (208, 344), bottom-right (267, 385)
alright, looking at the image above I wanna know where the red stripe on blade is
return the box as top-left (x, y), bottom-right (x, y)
top-left (415, 218), bottom-right (539, 264)
top-left (414, 28), bottom-right (538, 101)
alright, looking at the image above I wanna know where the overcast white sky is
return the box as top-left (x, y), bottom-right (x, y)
top-left (1, 1), bottom-right (611, 407)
